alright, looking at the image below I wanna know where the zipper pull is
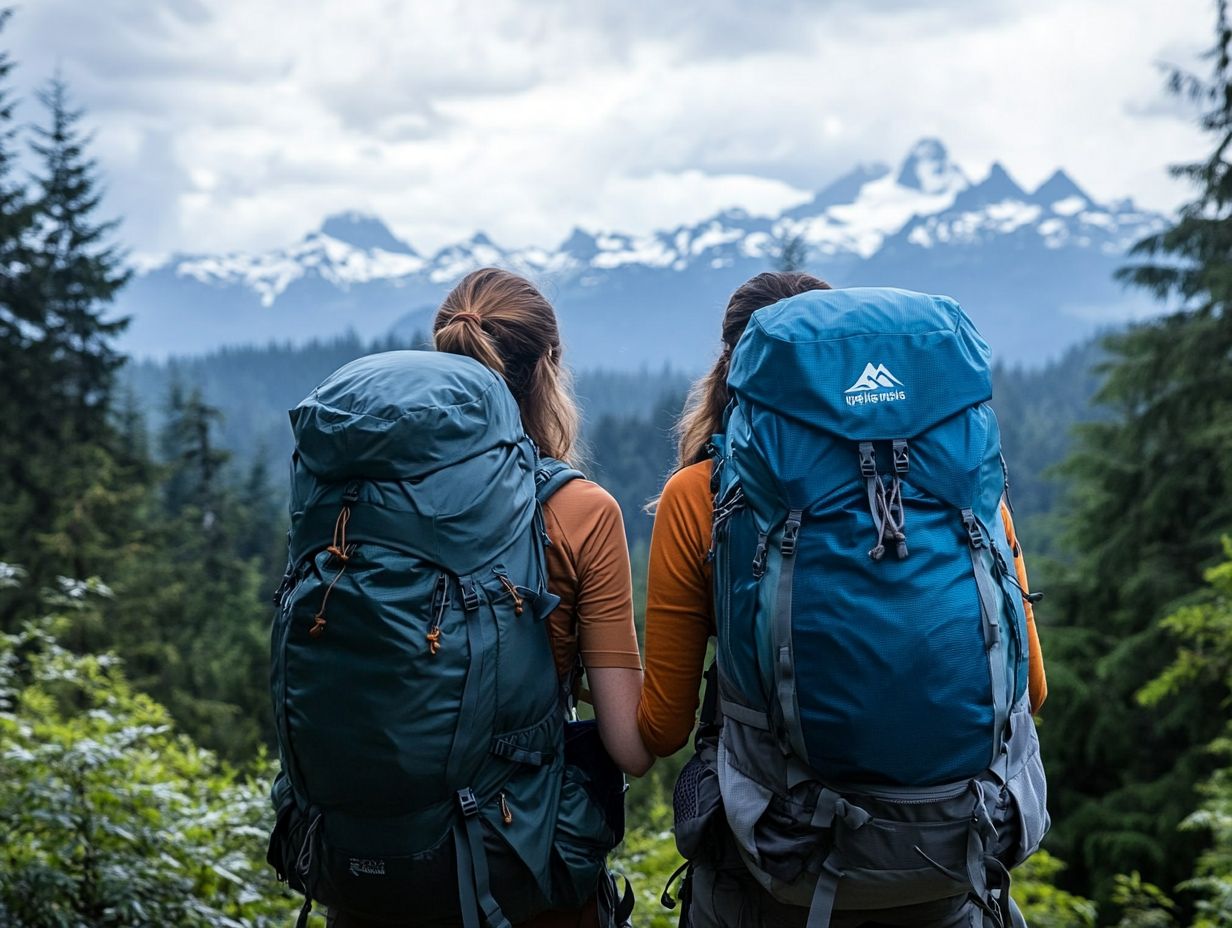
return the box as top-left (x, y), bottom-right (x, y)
top-left (499, 791), bottom-right (513, 826)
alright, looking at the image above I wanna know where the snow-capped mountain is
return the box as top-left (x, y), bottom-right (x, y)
top-left (118, 139), bottom-right (1168, 368)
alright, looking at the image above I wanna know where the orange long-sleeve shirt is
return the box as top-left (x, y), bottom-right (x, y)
top-left (636, 460), bottom-right (1048, 757)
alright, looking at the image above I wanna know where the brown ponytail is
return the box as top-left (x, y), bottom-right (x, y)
top-left (674, 271), bottom-right (831, 469)
top-left (434, 268), bottom-right (581, 465)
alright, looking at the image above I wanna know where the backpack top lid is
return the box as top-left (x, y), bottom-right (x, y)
top-left (290, 350), bottom-right (525, 481)
top-left (728, 287), bottom-right (992, 441)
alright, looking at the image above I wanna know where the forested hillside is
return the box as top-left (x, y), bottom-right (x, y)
top-left (2, 4), bottom-right (1232, 926)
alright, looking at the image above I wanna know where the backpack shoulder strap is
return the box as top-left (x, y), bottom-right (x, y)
top-left (535, 456), bottom-right (585, 505)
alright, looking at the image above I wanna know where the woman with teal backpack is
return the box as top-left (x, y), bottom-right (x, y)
top-left (271, 267), bottom-right (648, 928)
top-left (638, 271), bottom-right (1050, 928)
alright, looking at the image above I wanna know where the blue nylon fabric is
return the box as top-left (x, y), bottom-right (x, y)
top-left (714, 503), bottom-right (769, 709)
top-left (727, 288), bottom-right (991, 441)
top-left (789, 489), bottom-right (994, 785)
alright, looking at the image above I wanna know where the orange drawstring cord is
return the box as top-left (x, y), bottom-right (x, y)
top-left (311, 506), bottom-right (355, 639)
top-left (326, 507), bottom-right (352, 563)
top-left (497, 575), bottom-right (524, 616)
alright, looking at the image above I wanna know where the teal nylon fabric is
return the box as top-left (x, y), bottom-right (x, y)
top-left (290, 350), bottom-right (524, 480)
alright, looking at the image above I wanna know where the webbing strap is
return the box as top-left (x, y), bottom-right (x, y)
top-left (534, 457), bottom-right (584, 504)
top-left (699, 662), bottom-right (720, 728)
top-left (446, 573), bottom-right (488, 789)
top-left (453, 819), bottom-right (480, 928)
top-left (454, 798), bottom-right (512, 928)
top-left (810, 788), bottom-right (872, 830)
top-left (489, 737), bottom-right (552, 766)
top-left (718, 696), bottom-right (770, 731)
top-left (968, 539), bottom-right (1010, 758)
top-left (773, 510), bottom-right (806, 758)
top-left (805, 857), bottom-right (843, 928)
top-left (294, 898), bottom-right (312, 928)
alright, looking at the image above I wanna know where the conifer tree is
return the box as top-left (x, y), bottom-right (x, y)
top-left (0, 74), bottom-right (132, 623)
top-left (0, 10), bottom-right (43, 623)
top-left (1042, 0), bottom-right (1232, 905)
top-left (27, 74), bottom-right (130, 440)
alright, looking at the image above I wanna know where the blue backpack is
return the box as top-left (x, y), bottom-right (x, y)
top-left (706, 288), bottom-right (1049, 927)
top-left (267, 351), bottom-right (631, 928)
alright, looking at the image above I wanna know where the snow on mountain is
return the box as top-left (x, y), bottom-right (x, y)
top-left (778, 140), bottom-right (971, 258)
top-left (118, 139), bottom-right (1170, 368)
top-left (174, 214), bottom-right (426, 306)
top-left (895, 137), bottom-right (969, 195)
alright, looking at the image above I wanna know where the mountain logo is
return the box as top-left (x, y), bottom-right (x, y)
top-left (846, 363), bottom-right (904, 392)
top-left (845, 363), bottom-right (907, 408)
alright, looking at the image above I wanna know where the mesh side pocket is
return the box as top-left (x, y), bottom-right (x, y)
top-left (674, 740), bottom-right (723, 861)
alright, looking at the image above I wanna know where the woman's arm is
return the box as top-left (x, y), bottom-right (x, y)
top-left (557, 481), bottom-right (653, 776)
top-left (1000, 502), bottom-right (1047, 712)
top-left (637, 462), bottom-right (715, 757)
top-left (588, 667), bottom-right (651, 776)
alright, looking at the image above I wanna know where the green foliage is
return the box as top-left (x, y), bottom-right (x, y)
top-left (0, 605), bottom-right (293, 926)
top-left (1181, 736), bottom-right (1232, 928)
top-left (611, 796), bottom-right (680, 928)
top-left (1139, 542), bottom-right (1232, 928)
top-left (1111, 872), bottom-right (1178, 928)
top-left (1042, 2), bottom-right (1232, 905)
top-left (1014, 852), bottom-right (1100, 928)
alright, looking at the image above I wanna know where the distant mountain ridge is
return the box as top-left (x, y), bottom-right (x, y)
top-left (118, 138), bottom-right (1167, 368)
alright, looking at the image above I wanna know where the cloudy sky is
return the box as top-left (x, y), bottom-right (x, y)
top-left (10, 0), bottom-right (1214, 258)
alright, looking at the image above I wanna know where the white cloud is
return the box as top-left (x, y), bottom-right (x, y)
top-left (7, 0), bottom-right (1214, 256)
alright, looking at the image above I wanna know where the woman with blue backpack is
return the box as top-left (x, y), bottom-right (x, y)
top-left (637, 271), bottom-right (1050, 928)
top-left (270, 267), bottom-right (648, 928)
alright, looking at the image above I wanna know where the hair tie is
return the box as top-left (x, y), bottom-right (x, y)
top-left (452, 311), bottom-right (484, 326)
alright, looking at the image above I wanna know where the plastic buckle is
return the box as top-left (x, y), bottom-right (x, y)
top-left (961, 509), bottom-right (985, 548)
top-left (858, 442), bottom-right (876, 478)
top-left (342, 481), bottom-right (362, 503)
top-left (751, 533), bottom-right (769, 578)
top-left (460, 578), bottom-right (480, 613)
top-left (780, 512), bottom-right (802, 558)
top-left (456, 788), bottom-right (479, 818)
top-left (892, 439), bottom-right (909, 475)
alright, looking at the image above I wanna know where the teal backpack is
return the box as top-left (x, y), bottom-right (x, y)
top-left (267, 350), bottom-right (631, 928)
top-left (678, 288), bottom-right (1049, 928)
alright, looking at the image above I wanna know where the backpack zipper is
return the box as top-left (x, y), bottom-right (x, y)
top-left (498, 791), bottom-right (513, 826)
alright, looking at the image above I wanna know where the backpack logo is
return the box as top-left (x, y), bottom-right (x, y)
top-left (349, 857), bottom-right (387, 877)
top-left (845, 363), bottom-right (907, 407)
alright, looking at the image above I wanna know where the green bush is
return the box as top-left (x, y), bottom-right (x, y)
top-left (0, 614), bottom-right (296, 926)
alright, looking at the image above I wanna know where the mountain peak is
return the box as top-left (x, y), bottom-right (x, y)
top-left (950, 161), bottom-right (1027, 210)
top-left (1032, 169), bottom-right (1091, 207)
top-left (896, 138), bottom-right (967, 194)
top-left (319, 212), bottom-right (416, 255)
top-left (784, 162), bottom-right (891, 218)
